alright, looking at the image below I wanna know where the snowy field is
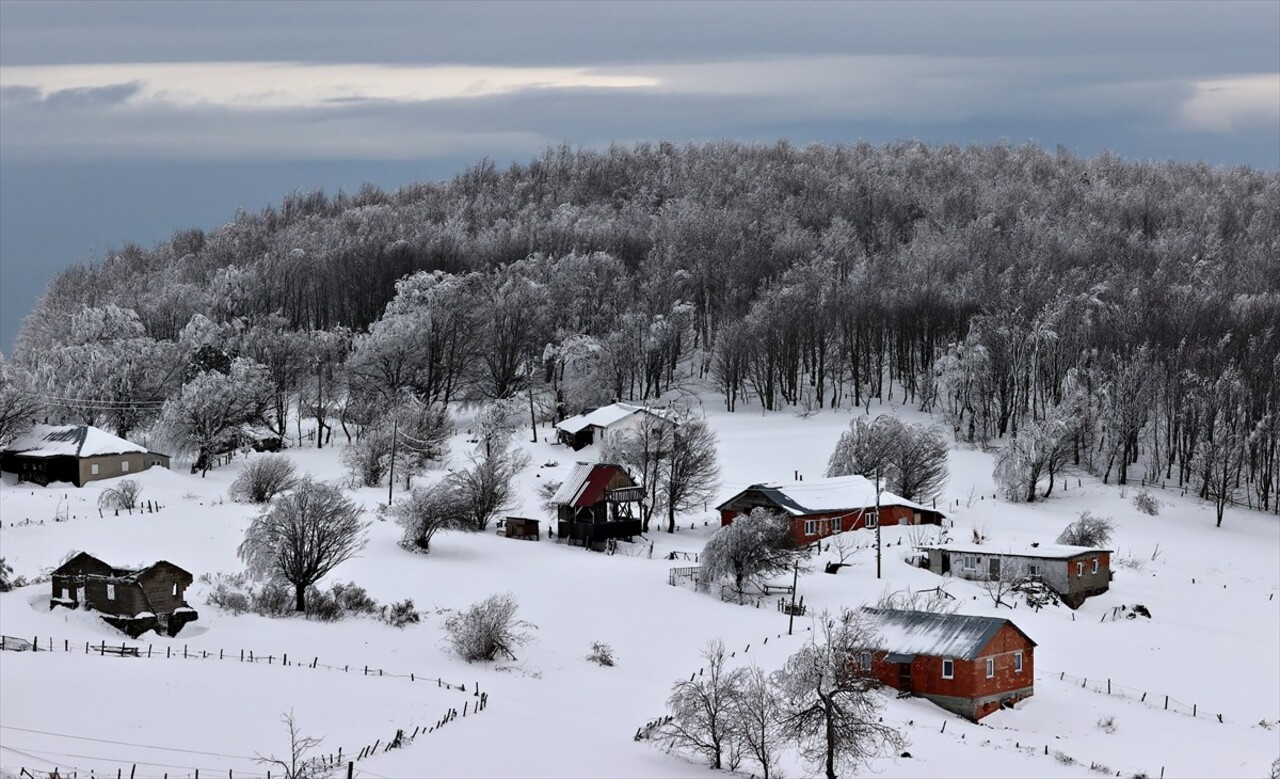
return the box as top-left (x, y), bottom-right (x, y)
top-left (1, 395), bottom-right (1277, 778)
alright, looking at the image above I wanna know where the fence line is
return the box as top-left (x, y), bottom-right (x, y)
top-left (1054, 670), bottom-right (1239, 724)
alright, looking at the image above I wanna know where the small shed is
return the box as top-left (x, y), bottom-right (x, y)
top-left (716, 475), bottom-right (944, 546)
top-left (50, 552), bottom-right (198, 637)
top-left (861, 607), bottom-right (1036, 721)
top-left (916, 542), bottom-right (1112, 608)
top-left (2, 424), bottom-right (170, 487)
top-left (552, 463), bottom-right (644, 548)
top-left (503, 517), bottom-right (541, 541)
top-left (554, 403), bottom-right (669, 450)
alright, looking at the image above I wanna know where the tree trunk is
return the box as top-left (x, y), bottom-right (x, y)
top-left (667, 503), bottom-right (676, 534)
top-left (824, 695), bottom-right (837, 779)
top-left (294, 584), bottom-right (306, 612)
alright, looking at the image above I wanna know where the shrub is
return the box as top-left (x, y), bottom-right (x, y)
top-left (332, 582), bottom-right (380, 615)
top-left (1096, 715), bottom-right (1117, 734)
top-left (1057, 511), bottom-right (1116, 547)
top-left (0, 558), bottom-right (12, 592)
top-left (251, 582), bottom-right (293, 617)
top-left (1132, 489), bottom-right (1160, 516)
top-left (587, 641), bottom-right (616, 667)
top-left (98, 479), bottom-right (143, 511)
top-left (304, 587), bottom-right (343, 622)
top-left (229, 455), bottom-right (298, 504)
top-left (204, 572), bottom-right (252, 615)
top-left (444, 592), bottom-right (536, 662)
top-left (382, 599), bottom-right (421, 628)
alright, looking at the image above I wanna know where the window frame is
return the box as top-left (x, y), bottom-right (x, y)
top-left (90, 463), bottom-right (100, 476)
top-left (941, 658), bottom-right (954, 679)
top-left (963, 554), bottom-right (976, 570)
top-left (106, 583), bottom-right (116, 600)
top-left (1092, 558), bottom-right (1100, 574)
top-left (985, 657), bottom-right (995, 678)
top-left (1076, 561), bottom-right (1084, 576)
top-left (804, 519), bottom-right (817, 536)
top-left (1014, 651), bottom-right (1024, 673)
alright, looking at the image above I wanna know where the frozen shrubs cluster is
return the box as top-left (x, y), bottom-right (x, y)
top-left (588, 641), bottom-right (616, 667)
top-left (202, 572), bottom-right (419, 627)
top-left (229, 455), bottom-right (298, 504)
top-left (443, 592), bottom-right (536, 662)
top-left (1132, 489), bottom-right (1160, 516)
top-left (1057, 511), bottom-right (1116, 547)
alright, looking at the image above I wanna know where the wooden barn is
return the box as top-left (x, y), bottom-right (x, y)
top-left (716, 474), bottom-right (944, 546)
top-left (916, 542), bottom-right (1112, 608)
top-left (554, 403), bottom-right (669, 450)
top-left (50, 552), bottom-right (198, 638)
top-left (861, 608), bottom-right (1036, 721)
top-left (1, 424), bottom-right (170, 487)
top-left (552, 463), bottom-right (645, 547)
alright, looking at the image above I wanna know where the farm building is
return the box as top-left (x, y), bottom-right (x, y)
top-left (50, 552), bottom-right (198, 638)
top-left (1, 424), bottom-right (170, 487)
top-left (554, 403), bottom-right (669, 450)
top-left (716, 474), bottom-right (944, 546)
top-left (552, 463), bottom-right (645, 548)
top-left (861, 607), bottom-right (1036, 721)
top-left (915, 542), bottom-right (1112, 608)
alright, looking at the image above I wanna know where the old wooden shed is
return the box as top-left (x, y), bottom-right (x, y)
top-left (50, 552), bottom-right (197, 637)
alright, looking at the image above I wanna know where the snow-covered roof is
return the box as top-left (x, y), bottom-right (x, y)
top-left (864, 608), bottom-right (1034, 661)
top-left (550, 463), bottom-right (637, 508)
top-left (916, 542), bottom-right (1110, 559)
top-left (555, 403), bottom-right (663, 435)
top-left (717, 474), bottom-right (941, 517)
top-left (4, 424), bottom-right (149, 459)
top-left (551, 463), bottom-right (598, 505)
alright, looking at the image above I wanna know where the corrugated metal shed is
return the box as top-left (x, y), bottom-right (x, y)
top-left (863, 607), bottom-right (1035, 661)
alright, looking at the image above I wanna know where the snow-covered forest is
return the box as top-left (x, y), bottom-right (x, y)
top-left (3, 141), bottom-right (1278, 518)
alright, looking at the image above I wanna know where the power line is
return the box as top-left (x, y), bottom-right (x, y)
top-left (0, 725), bottom-right (258, 760)
top-left (3, 744), bottom-right (268, 776)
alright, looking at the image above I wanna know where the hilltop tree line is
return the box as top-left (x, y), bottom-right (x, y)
top-left (1, 140), bottom-right (1276, 520)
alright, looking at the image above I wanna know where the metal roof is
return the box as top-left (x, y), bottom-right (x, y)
top-left (549, 463), bottom-right (635, 508)
top-left (4, 424), bottom-right (149, 459)
top-left (916, 542), bottom-right (1110, 559)
top-left (716, 474), bottom-right (942, 517)
top-left (863, 607), bottom-right (1035, 661)
top-left (554, 403), bottom-right (664, 435)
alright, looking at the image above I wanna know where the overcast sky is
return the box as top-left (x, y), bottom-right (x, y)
top-left (1, 0), bottom-right (1277, 349)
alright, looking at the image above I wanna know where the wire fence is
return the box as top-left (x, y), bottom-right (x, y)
top-left (1052, 669), bottom-right (1242, 724)
top-left (2, 634), bottom-right (486, 779)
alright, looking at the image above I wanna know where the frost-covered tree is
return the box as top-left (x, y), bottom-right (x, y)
top-left (473, 397), bottom-right (522, 458)
top-left (238, 478), bottom-right (366, 613)
top-left (241, 315), bottom-right (310, 437)
top-left (444, 592), bottom-right (536, 662)
top-left (155, 358), bottom-right (273, 475)
top-left (701, 508), bottom-right (805, 602)
top-left (1193, 366), bottom-right (1250, 527)
top-left (658, 639), bottom-right (744, 770)
top-left (659, 412), bottom-right (720, 534)
top-left (0, 354), bottom-right (41, 446)
top-left (825, 414), bottom-right (949, 502)
top-left (992, 413), bottom-right (1075, 503)
top-left (1056, 511), bottom-right (1116, 547)
top-left (392, 483), bottom-right (464, 553)
top-left (774, 609), bottom-right (903, 779)
top-left (230, 454), bottom-right (299, 504)
top-left (600, 412), bottom-right (672, 532)
top-left (730, 664), bottom-right (783, 779)
top-left (446, 445), bottom-right (531, 532)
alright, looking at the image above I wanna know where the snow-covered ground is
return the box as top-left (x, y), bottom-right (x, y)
top-left (1, 396), bottom-right (1277, 778)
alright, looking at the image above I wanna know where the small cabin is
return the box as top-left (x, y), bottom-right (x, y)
top-left (916, 543), bottom-right (1112, 608)
top-left (503, 517), bottom-right (541, 541)
top-left (716, 475), bottom-right (945, 547)
top-left (2, 424), bottom-right (170, 487)
top-left (861, 608), bottom-right (1036, 721)
top-left (50, 552), bottom-right (198, 637)
top-left (554, 403), bottom-right (669, 450)
top-left (552, 463), bottom-right (644, 548)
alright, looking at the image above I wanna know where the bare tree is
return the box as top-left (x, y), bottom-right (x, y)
top-left (701, 508), bottom-right (806, 602)
top-left (658, 639), bottom-right (743, 770)
top-left (660, 413), bottom-right (720, 534)
top-left (600, 412), bottom-right (671, 533)
top-left (392, 484), bottom-right (464, 553)
top-left (876, 585), bottom-right (958, 614)
top-left (447, 445), bottom-right (531, 532)
top-left (826, 415), bottom-right (949, 502)
top-left (230, 454), bottom-right (299, 504)
top-left (98, 479), bottom-right (143, 511)
top-left (980, 562), bottom-right (1028, 609)
top-left (444, 592), bottom-right (536, 662)
top-left (1056, 511), bottom-right (1116, 547)
top-left (730, 664), bottom-right (783, 779)
top-left (774, 609), bottom-right (904, 779)
top-left (239, 478), bottom-right (366, 612)
top-left (256, 711), bottom-right (331, 779)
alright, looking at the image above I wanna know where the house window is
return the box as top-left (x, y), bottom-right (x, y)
top-left (865, 511), bottom-right (879, 529)
top-left (1027, 563), bottom-right (1040, 577)
top-left (90, 464), bottom-right (99, 476)
top-left (963, 555), bottom-right (976, 570)
top-left (1014, 651), bottom-right (1024, 673)
top-left (106, 584), bottom-right (116, 600)
top-left (172, 583), bottom-right (179, 597)
top-left (121, 460), bottom-right (129, 472)
top-left (941, 658), bottom-right (954, 679)
top-left (1076, 562), bottom-right (1084, 576)
top-left (986, 658), bottom-right (995, 678)
top-left (1092, 558), bottom-right (1099, 574)
top-left (860, 651), bottom-right (871, 669)
top-left (804, 520), bottom-right (818, 536)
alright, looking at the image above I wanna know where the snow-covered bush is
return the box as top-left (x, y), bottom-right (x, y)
top-left (1096, 715), bottom-right (1117, 734)
top-left (381, 599), bottom-right (421, 628)
top-left (0, 558), bottom-right (14, 592)
top-left (1132, 489), bottom-right (1160, 516)
top-left (332, 582), bottom-right (379, 615)
top-left (1057, 511), bottom-right (1116, 547)
top-left (304, 587), bottom-right (343, 622)
top-left (876, 585), bottom-right (958, 614)
top-left (252, 582), bottom-right (293, 617)
top-left (98, 479), bottom-right (143, 511)
top-left (229, 454), bottom-right (298, 504)
top-left (587, 641), bottom-right (616, 667)
top-left (444, 592), bottom-right (536, 662)
top-left (392, 485), bottom-right (464, 553)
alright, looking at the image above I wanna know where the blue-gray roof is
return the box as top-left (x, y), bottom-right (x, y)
top-left (863, 608), bottom-right (1035, 661)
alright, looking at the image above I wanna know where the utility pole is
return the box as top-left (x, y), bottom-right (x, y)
top-left (875, 467), bottom-right (883, 579)
top-left (787, 559), bottom-right (799, 636)
top-left (387, 415), bottom-right (399, 507)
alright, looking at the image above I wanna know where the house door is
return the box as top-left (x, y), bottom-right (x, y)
top-left (940, 555), bottom-right (951, 575)
top-left (989, 557), bottom-right (1002, 578)
top-left (897, 662), bottom-right (911, 691)
top-left (73, 586), bottom-right (83, 605)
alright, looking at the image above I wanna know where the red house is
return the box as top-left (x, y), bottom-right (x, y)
top-left (861, 608), bottom-right (1035, 721)
top-left (551, 463), bottom-right (645, 548)
top-left (716, 475), bottom-right (944, 546)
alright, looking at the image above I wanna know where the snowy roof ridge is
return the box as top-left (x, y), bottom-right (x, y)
top-left (554, 402), bottom-right (665, 434)
top-left (4, 424), bottom-right (149, 458)
top-left (720, 474), bottom-right (939, 516)
top-left (863, 607), bottom-right (1033, 661)
top-left (916, 542), bottom-right (1110, 558)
